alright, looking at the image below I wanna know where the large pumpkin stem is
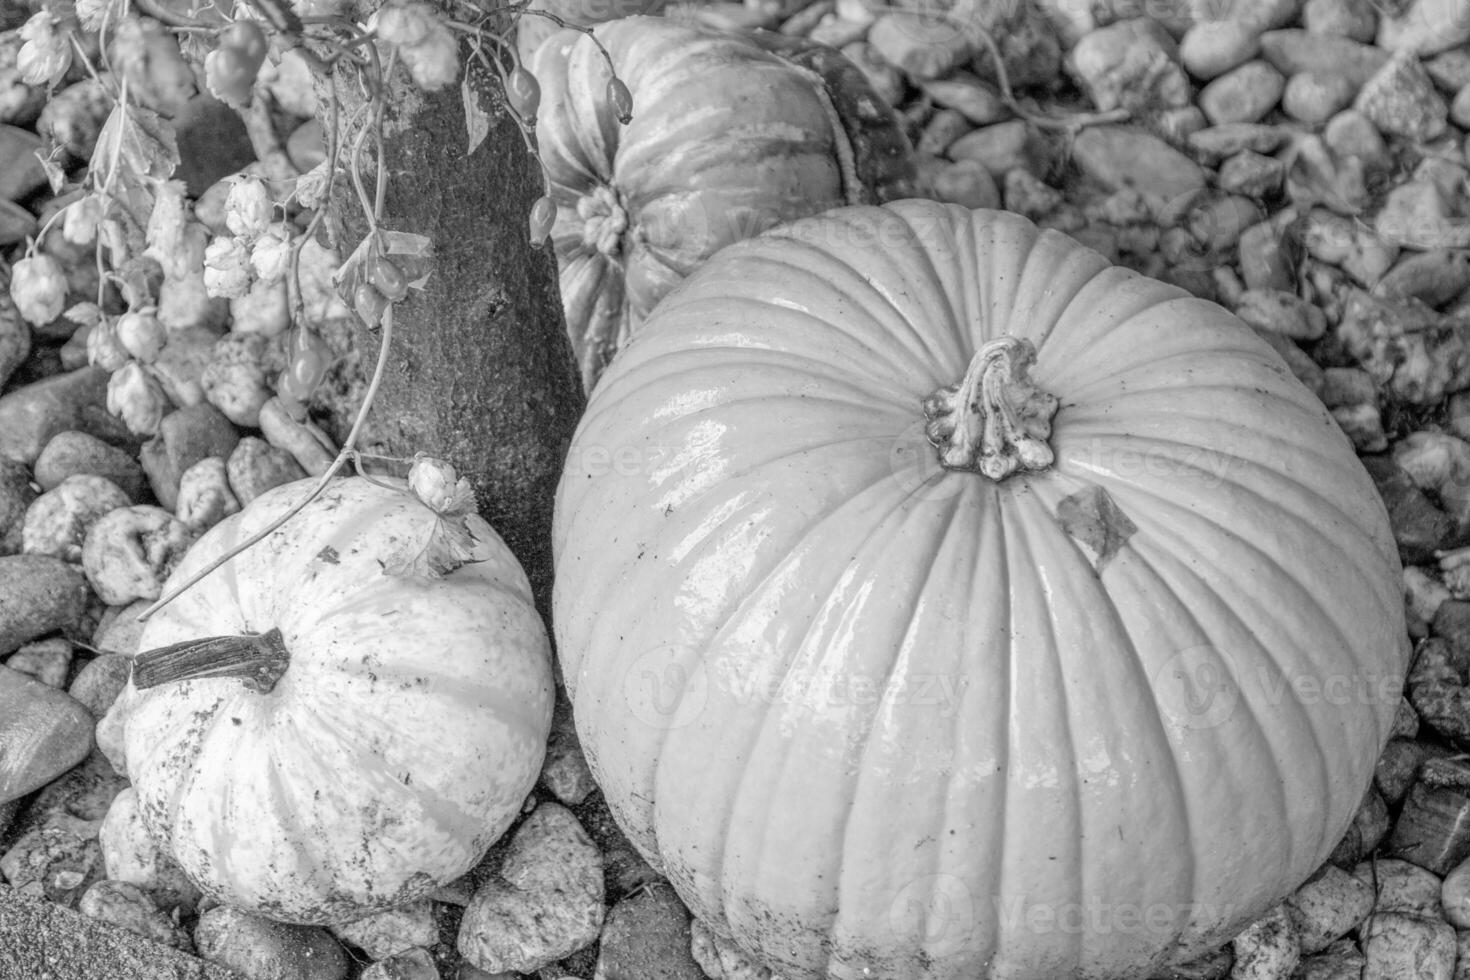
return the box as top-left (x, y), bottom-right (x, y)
top-left (923, 336), bottom-right (1059, 481)
top-left (132, 629), bottom-right (290, 695)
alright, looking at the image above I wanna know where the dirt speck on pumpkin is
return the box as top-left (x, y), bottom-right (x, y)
top-left (1056, 484), bottom-right (1137, 572)
top-left (315, 545), bottom-right (340, 564)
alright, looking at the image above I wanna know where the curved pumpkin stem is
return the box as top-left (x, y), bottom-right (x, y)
top-left (132, 629), bottom-right (291, 695)
top-left (923, 336), bottom-right (1059, 481)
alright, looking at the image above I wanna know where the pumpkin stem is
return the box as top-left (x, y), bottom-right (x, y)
top-left (923, 336), bottom-right (1059, 481)
top-left (131, 628), bottom-right (291, 694)
top-left (577, 185), bottom-right (628, 257)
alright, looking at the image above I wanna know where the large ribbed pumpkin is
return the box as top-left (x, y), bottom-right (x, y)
top-left (533, 17), bottom-right (911, 392)
top-left (102, 476), bottom-right (555, 924)
top-left (551, 202), bottom-right (1408, 979)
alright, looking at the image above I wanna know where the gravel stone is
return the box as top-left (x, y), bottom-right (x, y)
top-left (918, 73), bottom-right (1009, 125)
top-left (1355, 51), bottom-right (1449, 142)
top-left (1282, 71), bottom-right (1357, 123)
top-left (0, 367), bottom-right (136, 467)
top-left (946, 120), bottom-right (1048, 177)
top-left (1286, 865), bottom-right (1374, 954)
top-left (1198, 60), bottom-right (1286, 124)
top-left (1302, 0), bottom-right (1378, 40)
top-left (867, 13), bottom-right (972, 80)
top-left (1377, 0), bottom-right (1470, 56)
top-left (1067, 19), bottom-right (1191, 113)
top-left (931, 159), bottom-right (1001, 209)
top-left (195, 906), bottom-right (350, 980)
top-left (1234, 289), bottom-right (1329, 339)
top-left (0, 664), bottom-right (93, 805)
top-left (0, 457), bottom-right (34, 556)
top-left (68, 653), bottom-right (133, 719)
top-left (1071, 125), bottom-right (1206, 220)
top-left (457, 803), bottom-right (605, 974)
top-left (1427, 48), bottom-right (1470, 91)
top-left (175, 456), bottom-right (240, 532)
top-left (1323, 108), bottom-right (1391, 167)
top-left (22, 475), bottom-right (131, 563)
top-left (78, 880), bottom-right (194, 953)
top-left (0, 810), bottom-right (104, 907)
top-left (1360, 912), bottom-right (1455, 980)
top-left (1179, 19), bottom-right (1262, 80)
top-left (1186, 122), bottom-right (1290, 163)
top-left (915, 108), bottom-right (971, 157)
top-left (1218, 150), bottom-right (1286, 197)
top-left (139, 403), bottom-right (240, 512)
top-left (331, 900), bottom-right (437, 960)
top-left (7, 637), bottom-right (72, 688)
top-left (0, 554), bottom-right (91, 656)
top-left (34, 431), bottom-right (148, 501)
top-left (595, 883), bottom-right (703, 980)
top-left (1259, 29), bottom-right (1389, 88)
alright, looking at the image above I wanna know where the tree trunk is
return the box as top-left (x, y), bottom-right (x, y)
top-left (330, 47), bottom-right (583, 612)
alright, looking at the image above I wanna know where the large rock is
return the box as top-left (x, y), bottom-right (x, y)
top-left (1070, 125), bottom-right (1206, 220)
top-left (0, 554), bottom-right (91, 656)
top-left (0, 664), bottom-right (94, 805)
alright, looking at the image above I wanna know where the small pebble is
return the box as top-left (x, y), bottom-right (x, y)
top-left (1452, 84), bottom-right (1470, 129)
top-left (1282, 71), bottom-right (1356, 124)
top-left (79, 879), bottom-right (194, 952)
top-left (139, 403), bottom-right (241, 512)
top-left (930, 160), bottom-right (1001, 209)
top-left (1355, 51), bottom-right (1449, 142)
top-left (1234, 289), bottom-right (1328, 339)
top-left (68, 652), bottom-right (133, 718)
top-left (195, 906), bottom-right (350, 980)
top-left (0, 290), bottom-right (27, 392)
top-left (1230, 904), bottom-right (1300, 980)
top-left (541, 711), bottom-right (598, 807)
top-left (1002, 168), bottom-right (1063, 219)
top-left (361, 947), bottom-right (439, 980)
top-left (0, 457), bottom-right (35, 556)
top-left (1375, 181), bottom-right (1470, 250)
top-left (918, 73), bottom-right (1009, 125)
top-left (946, 120), bottom-right (1046, 178)
top-left (1259, 28), bottom-right (1388, 88)
top-left (256, 398), bottom-right (336, 476)
top-left (0, 554), bottom-right (91, 656)
top-left (0, 663), bottom-right (94, 804)
top-left (457, 802), bottom-right (605, 974)
top-left (1152, 105), bottom-right (1208, 146)
top-left (1198, 60), bottom-right (1285, 125)
top-left (1322, 109), bottom-right (1391, 167)
top-left (1295, 937), bottom-right (1365, 980)
top-left (915, 108), bottom-right (971, 157)
top-left (1286, 864), bottom-right (1374, 954)
top-left (93, 599), bottom-right (149, 657)
top-left (1387, 765), bottom-right (1470, 875)
top-left (1187, 194), bottom-right (1265, 252)
top-left (1302, 0), bottom-right (1377, 41)
top-left (1240, 220), bottom-right (1299, 292)
top-left (0, 367), bottom-right (135, 467)
top-left (807, 15), bottom-right (868, 49)
top-left (1332, 403), bottom-right (1390, 452)
top-left (80, 505), bottom-right (194, 606)
top-left (1067, 19), bottom-right (1191, 113)
top-left (1186, 123), bottom-right (1289, 164)
top-left (595, 883), bottom-right (703, 980)
top-left (7, 637), bottom-right (72, 688)
top-left (1427, 48), bottom-right (1470, 92)
top-left (1218, 150), bottom-right (1285, 197)
top-left (1360, 912), bottom-right (1455, 980)
top-left (1071, 125), bottom-right (1206, 220)
top-left (1375, 737), bottom-right (1424, 804)
top-left (1375, 249), bottom-right (1470, 307)
top-left (22, 474), bottom-right (131, 563)
top-left (0, 810), bottom-right (104, 907)
top-left (34, 430), bottom-right (148, 501)
top-left (1377, 0), bottom-right (1470, 56)
top-left (1179, 19), bottom-right (1262, 80)
top-left (866, 14), bottom-right (971, 80)
top-left (331, 900), bottom-right (438, 961)
top-left (175, 456), bottom-right (240, 531)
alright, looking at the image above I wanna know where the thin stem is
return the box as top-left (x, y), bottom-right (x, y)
top-left (138, 306), bottom-right (396, 623)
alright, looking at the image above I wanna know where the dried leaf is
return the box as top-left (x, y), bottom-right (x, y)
top-left (64, 302), bottom-right (102, 327)
top-left (463, 75), bottom-right (491, 157)
top-left (383, 511), bottom-right (495, 579)
top-left (92, 101), bottom-right (180, 185)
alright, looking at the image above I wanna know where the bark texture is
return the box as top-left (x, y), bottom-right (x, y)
top-left (333, 54), bottom-right (584, 611)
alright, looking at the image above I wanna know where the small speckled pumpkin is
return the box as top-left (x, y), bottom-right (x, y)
top-left (101, 476), bottom-right (554, 924)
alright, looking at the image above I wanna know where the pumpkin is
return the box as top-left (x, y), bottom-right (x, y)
top-left (102, 475), bottom-right (554, 925)
top-left (551, 202), bottom-right (1408, 979)
top-left (532, 17), bottom-right (913, 392)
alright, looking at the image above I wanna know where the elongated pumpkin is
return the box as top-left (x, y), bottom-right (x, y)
top-left (102, 476), bottom-right (554, 925)
top-left (533, 17), bottom-right (912, 392)
top-left (552, 202), bottom-right (1408, 979)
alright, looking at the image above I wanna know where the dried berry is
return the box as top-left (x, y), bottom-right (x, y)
top-left (529, 195), bottom-right (556, 246)
top-left (369, 255), bottom-right (409, 303)
top-left (607, 77), bottom-right (633, 124)
top-left (507, 67), bottom-right (540, 120)
top-left (353, 281), bottom-right (389, 328)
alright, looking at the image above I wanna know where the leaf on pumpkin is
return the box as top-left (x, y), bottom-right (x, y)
top-left (463, 75), bottom-right (491, 157)
top-left (383, 511), bottom-right (498, 579)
